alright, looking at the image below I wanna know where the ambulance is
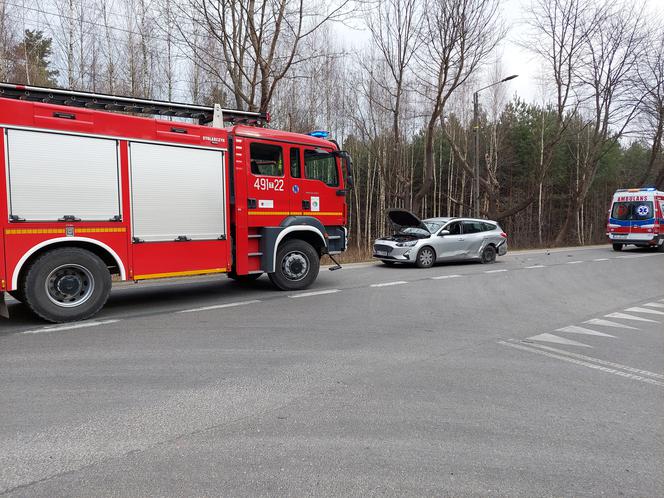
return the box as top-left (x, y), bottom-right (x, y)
top-left (606, 188), bottom-right (664, 251)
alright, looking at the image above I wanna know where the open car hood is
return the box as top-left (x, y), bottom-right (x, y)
top-left (387, 209), bottom-right (428, 231)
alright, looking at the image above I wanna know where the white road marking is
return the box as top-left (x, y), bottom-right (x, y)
top-left (522, 342), bottom-right (664, 380)
top-left (643, 302), bottom-right (664, 309)
top-left (526, 265), bottom-right (546, 268)
top-left (178, 300), bottom-right (261, 313)
top-left (525, 333), bottom-right (592, 348)
top-left (616, 254), bottom-right (656, 259)
top-left (370, 281), bottom-right (408, 287)
top-left (22, 320), bottom-right (120, 334)
top-left (431, 274), bottom-right (462, 280)
top-left (555, 325), bottom-right (615, 338)
top-left (584, 318), bottom-right (638, 330)
top-left (593, 258), bottom-right (609, 262)
top-left (484, 269), bottom-right (508, 273)
top-left (625, 306), bottom-right (664, 316)
top-left (289, 289), bottom-right (340, 298)
top-left (566, 260), bottom-right (584, 264)
top-left (605, 312), bottom-right (658, 323)
top-left (498, 341), bottom-right (664, 387)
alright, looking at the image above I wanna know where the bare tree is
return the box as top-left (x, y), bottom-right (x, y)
top-left (636, 26), bottom-right (664, 188)
top-left (364, 0), bottom-right (421, 209)
top-left (173, 0), bottom-right (353, 112)
top-left (0, 0), bottom-right (16, 81)
top-left (554, 0), bottom-right (647, 244)
top-left (522, 0), bottom-right (604, 242)
top-left (412, 0), bottom-right (502, 215)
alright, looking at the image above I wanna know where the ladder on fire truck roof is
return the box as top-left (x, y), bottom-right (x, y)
top-left (0, 82), bottom-right (269, 127)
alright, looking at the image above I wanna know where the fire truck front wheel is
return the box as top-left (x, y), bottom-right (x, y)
top-left (612, 243), bottom-right (623, 252)
top-left (269, 239), bottom-right (320, 291)
top-left (22, 247), bottom-right (112, 323)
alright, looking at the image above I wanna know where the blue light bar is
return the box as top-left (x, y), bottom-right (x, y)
top-left (641, 187), bottom-right (656, 191)
top-left (308, 130), bottom-right (330, 139)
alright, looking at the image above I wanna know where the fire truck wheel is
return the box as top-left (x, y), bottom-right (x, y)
top-left (269, 239), bottom-right (320, 291)
top-left (22, 247), bottom-right (112, 323)
top-left (612, 243), bottom-right (623, 252)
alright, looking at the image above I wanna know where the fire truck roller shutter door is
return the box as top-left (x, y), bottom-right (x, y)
top-left (5, 129), bottom-right (120, 221)
top-left (129, 142), bottom-right (226, 242)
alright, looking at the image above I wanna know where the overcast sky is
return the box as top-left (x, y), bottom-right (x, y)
top-left (336, 0), bottom-right (664, 104)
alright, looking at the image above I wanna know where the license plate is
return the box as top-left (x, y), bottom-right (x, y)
top-left (613, 234), bottom-right (627, 239)
top-left (375, 250), bottom-right (388, 256)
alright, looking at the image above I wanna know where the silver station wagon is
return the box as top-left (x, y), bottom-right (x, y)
top-left (373, 209), bottom-right (508, 267)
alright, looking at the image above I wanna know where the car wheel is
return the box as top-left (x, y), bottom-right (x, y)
top-left (480, 245), bottom-right (497, 264)
top-left (612, 243), bottom-right (623, 252)
top-left (22, 247), bottom-right (112, 323)
top-left (268, 239), bottom-right (320, 291)
top-left (415, 247), bottom-right (435, 268)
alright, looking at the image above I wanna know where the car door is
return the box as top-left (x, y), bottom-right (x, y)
top-left (289, 147), bottom-right (345, 227)
top-left (245, 140), bottom-right (290, 228)
top-left (434, 221), bottom-right (466, 260)
top-left (461, 221), bottom-right (487, 257)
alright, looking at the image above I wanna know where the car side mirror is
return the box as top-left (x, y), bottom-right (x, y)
top-left (439, 230), bottom-right (450, 236)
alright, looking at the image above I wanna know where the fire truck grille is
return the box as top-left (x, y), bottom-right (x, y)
top-left (373, 244), bottom-right (393, 254)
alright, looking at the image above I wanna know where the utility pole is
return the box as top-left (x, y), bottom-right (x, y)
top-left (473, 74), bottom-right (518, 218)
top-left (473, 91), bottom-right (480, 218)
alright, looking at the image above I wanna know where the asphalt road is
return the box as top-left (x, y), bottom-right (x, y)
top-left (1, 245), bottom-right (663, 497)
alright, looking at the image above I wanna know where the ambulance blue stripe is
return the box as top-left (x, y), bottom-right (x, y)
top-left (608, 218), bottom-right (655, 227)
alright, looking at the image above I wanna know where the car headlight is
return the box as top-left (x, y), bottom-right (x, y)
top-left (396, 240), bottom-right (418, 247)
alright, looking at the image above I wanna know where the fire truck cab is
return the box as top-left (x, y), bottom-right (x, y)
top-left (0, 83), bottom-right (351, 322)
top-left (607, 187), bottom-right (664, 251)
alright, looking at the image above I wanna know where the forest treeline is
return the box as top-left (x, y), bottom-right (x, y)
top-left (0, 0), bottom-right (662, 248)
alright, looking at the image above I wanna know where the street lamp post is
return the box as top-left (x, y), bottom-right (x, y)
top-left (473, 74), bottom-right (518, 218)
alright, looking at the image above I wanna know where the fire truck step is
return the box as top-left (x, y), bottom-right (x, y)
top-left (248, 234), bottom-right (263, 239)
top-left (248, 252), bottom-right (263, 257)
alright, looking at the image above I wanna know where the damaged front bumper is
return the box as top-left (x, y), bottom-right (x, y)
top-left (372, 241), bottom-right (417, 262)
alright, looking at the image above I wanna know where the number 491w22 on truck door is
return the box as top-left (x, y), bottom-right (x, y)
top-left (0, 83), bottom-right (352, 322)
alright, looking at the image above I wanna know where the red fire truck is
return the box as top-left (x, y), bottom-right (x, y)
top-left (0, 83), bottom-right (351, 322)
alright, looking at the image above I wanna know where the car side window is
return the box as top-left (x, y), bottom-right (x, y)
top-left (446, 222), bottom-right (461, 235)
top-left (483, 222), bottom-right (496, 231)
top-left (462, 221), bottom-right (483, 234)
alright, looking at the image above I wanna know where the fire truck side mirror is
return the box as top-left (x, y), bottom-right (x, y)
top-left (343, 153), bottom-right (354, 190)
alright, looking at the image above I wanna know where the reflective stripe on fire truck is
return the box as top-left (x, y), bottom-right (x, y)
top-left (5, 227), bottom-right (127, 235)
top-left (11, 237), bottom-right (127, 289)
top-left (133, 268), bottom-right (227, 280)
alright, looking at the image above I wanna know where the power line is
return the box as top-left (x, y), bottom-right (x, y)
top-left (3, 0), bottom-right (191, 46)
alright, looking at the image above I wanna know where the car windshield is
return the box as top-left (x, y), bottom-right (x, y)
top-left (400, 226), bottom-right (429, 235)
top-left (424, 222), bottom-right (442, 233)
